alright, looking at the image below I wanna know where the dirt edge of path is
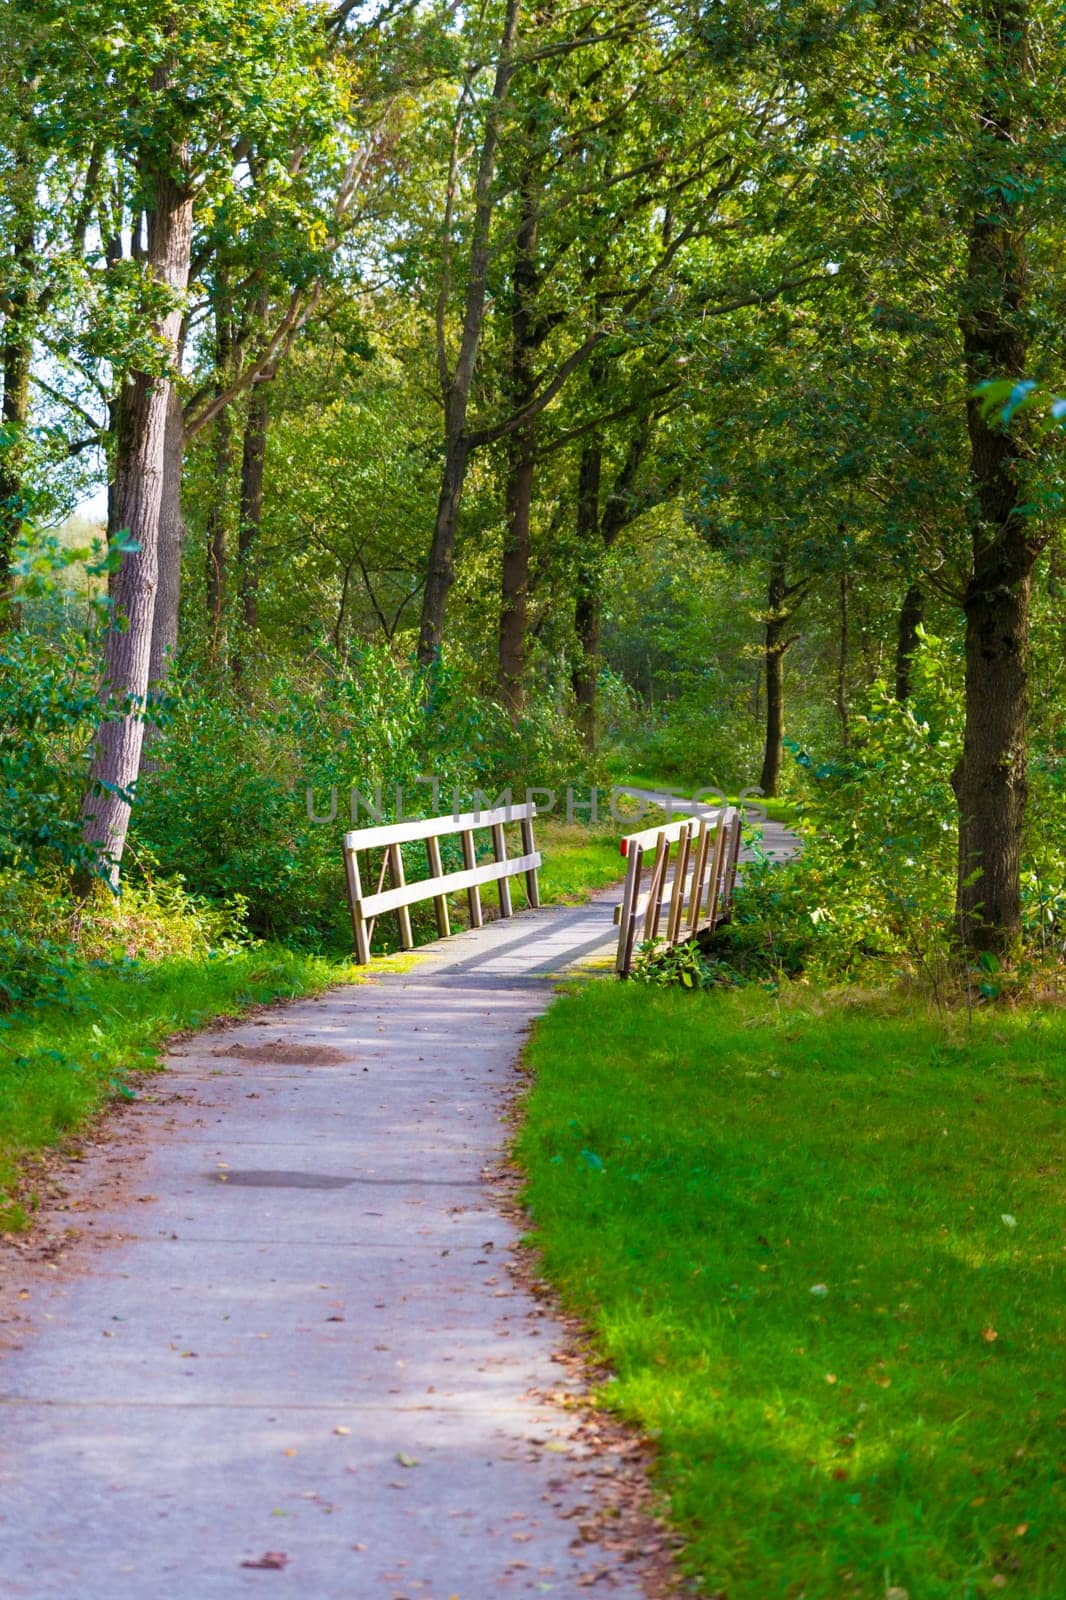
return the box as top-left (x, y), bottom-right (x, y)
top-left (496, 1038), bottom-right (697, 1600)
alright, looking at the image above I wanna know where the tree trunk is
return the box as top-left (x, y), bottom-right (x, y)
top-left (232, 374), bottom-right (271, 685)
top-left (148, 362), bottom-right (186, 688)
top-left (205, 283), bottom-right (232, 660)
top-left (571, 440), bottom-right (603, 749)
top-left (952, 0), bottom-right (1034, 955)
top-left (497, 148), bottom-right (541, 716)
top-left (498, 436), bottom-right (535, 714)
top-left (0, 213), bottom-right (34, 615)
top-left (572, 585), bottom-right (602, 749)
top-left (894, 581), bottom-right (925, 701)
top-left (81, 164), bottom-right (193, 884)
top-left (758, 563), bottom-right (787, 799)
top-left (417, 0), bottom-right (522, 666)
top-left (569, 413), bottom-right (654, 750)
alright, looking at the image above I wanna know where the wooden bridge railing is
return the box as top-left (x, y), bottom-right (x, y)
top-left (343, 802), bottom-right (541, 964)
top-left (614, 807), bottom-right (742, 977)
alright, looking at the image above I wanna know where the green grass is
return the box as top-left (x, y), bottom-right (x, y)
top-left (517, 981), bottom-right (1066, 1599)
top-left (536, 818), bottom-right (627, 903)
top-left (0, 945), bottom-right (367, 1229)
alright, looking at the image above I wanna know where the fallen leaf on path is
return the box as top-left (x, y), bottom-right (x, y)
top-left (395, 1452), bottom-right (419, 1467)
top-left (240, 1552), bottom-right (289, 1570)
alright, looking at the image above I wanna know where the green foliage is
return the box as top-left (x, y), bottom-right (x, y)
top-left (131, 647), bottom-right (592, 946)
top-left (518, 980), bottom-right (1066, 1600)
top-left (730, 633), bottom-right (963, 980)
top-left (631, 938), bottom-right (718, 989)
top-left (133, 650), bottom-right (426, 944)
top-left (0, 627), bottom-right (101, 879)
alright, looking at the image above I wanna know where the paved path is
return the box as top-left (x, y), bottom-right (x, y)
top-left (0, 815), bottom-right (798, 1599)
top-left (614, 789), bottom-right (798, 863)
top-left (0, 895), bottom-right (644, 1600)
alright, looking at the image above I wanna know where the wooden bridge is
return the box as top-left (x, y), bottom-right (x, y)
top-left (342, 794), bottom-right (800, 977)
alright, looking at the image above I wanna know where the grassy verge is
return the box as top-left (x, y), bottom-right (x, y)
top-left (0, 945), bottom-right (366, 1229)
top-left (517, 980), bottom-right (1066, 1600)
top-left (536, 818), bottom-right (627, 904)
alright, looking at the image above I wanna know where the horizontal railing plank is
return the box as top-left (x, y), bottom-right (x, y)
top-left (359, 850), bottom-right (541, 919)
top-left (345, 802), bottom-right (535, 853)
top-left (619, 808), bottom-right (723, 857)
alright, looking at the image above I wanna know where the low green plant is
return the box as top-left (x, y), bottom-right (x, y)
top-left (631, 937), bottom-right (718, 989)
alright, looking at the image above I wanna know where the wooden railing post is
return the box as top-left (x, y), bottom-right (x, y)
top-left (665, 821), bottom-right (692, 946)
top-left (387, 842), bottom-right (415, 950)
top-left (491, 820), bottom-right (512, 918)
top-left (461, 829), bottom-right (483, 927)
top-left (616, 841), bottom-right (645, 976)
top-left (425, 832), bottom-right (451, 939)
top-left (519, 811), bottom-right (541, 907)
top-left (704, 813), bottom-right (727, 929)
top-left (687, 819), bottom-right (711, 934)
top-left (643, 833), bottom-right (671, 944)
top-left (343, 845), bottom-right (371, 966)
top-left (720, 810), bottom-right (743, 919)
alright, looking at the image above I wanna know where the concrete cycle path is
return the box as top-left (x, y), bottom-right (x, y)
top-left (0, 891), bottom-right (657, 1600)
top-left (0, 810), bottom-right (798, 1598)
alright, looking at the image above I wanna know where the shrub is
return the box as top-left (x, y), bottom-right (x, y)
top-left (132, 646), bottom-right (589, 947)
top-left (727, 631), bottom-right (962, 982)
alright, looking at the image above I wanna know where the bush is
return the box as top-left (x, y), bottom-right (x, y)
top-left (727, 631), bottom-right (963, 982)
top-left (0, 628), bottom-right (102, 882)
top-left (131, 646), bottom-right (592, 947)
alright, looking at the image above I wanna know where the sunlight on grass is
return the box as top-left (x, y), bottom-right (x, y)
top-left (536, 819), bottom-right (625, 903)
top-left (517, 981), bottom-right (1066, 1599)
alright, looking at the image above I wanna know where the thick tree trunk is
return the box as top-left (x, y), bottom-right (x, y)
top-left (571, 440), bottom-right (603, 749)
top-left (206, 408), bottom-right (232, 658)
top-left (894, 582), bottom-right (925, 701)
top-left (0, 215), bottom-right (34, 614)
top-left (758, 564), bottom-right (787, 799)
top-left (81, 166), bottom-right (193, 884)
top-left (417, 0), bottom-right (521, 666)
top-left (953, 564), bottom-right (1031, 952)
top-left (570, 409), bottom-right (656, 751)
top-left (148, 369), bottom-right (186, 688)
top-left (232, 374), bottom-right (271, 685)
top-left (952, 0), bottom-right (1034, 954)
